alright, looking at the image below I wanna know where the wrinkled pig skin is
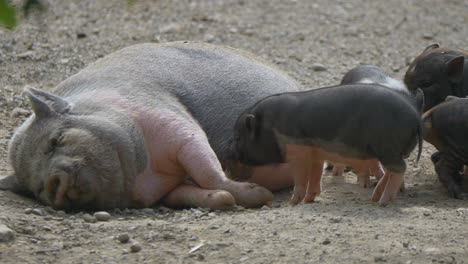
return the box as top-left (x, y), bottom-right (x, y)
top-left (422, 97), bottom-right (468, 199)
top-left (231, 84), bottom-right (423, 206)
top-left (0, 42), bottom-right (301, 210)
top-left (404, 43), bottom-right (468, 111)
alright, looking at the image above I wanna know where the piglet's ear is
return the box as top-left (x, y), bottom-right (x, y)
top-left (414, 88), bottom-right (425, 114)
top-left (244, 114), bottom-right (256, 139)
top-left (24, 87), bottom-right (71, 118)
top-left (423, 43), bottom-right (440, 53)
top-left (446, 56), bottom-right (464, 83)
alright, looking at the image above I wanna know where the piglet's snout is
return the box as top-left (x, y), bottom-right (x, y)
top-left (45, 158), bottom-right (84, 208)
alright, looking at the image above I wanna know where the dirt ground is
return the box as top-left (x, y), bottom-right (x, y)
top-left (0, 0), bottom-right (467, 263)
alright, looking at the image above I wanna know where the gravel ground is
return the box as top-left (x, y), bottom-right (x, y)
top-left (0, 0), bottom-right (467, 263)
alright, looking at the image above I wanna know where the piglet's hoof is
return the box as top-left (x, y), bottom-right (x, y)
top-left (288, 195), bottom-right (302, 206)
top-left (220, 182), bottom-right (274, 208)
top-left (358, 174), bottom-right (371, 188)
top-left (453, 191), bottom-right (468, 200)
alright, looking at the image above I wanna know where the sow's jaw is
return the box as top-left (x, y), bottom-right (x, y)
top-left (6, 88), bottom-right (137, 210)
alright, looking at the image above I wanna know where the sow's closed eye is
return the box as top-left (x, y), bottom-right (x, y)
top-left (45, 132), bottom-right (64, 155)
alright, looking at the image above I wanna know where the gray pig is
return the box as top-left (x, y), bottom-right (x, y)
top-left (0, 41), bottom-right (300, 210)
top-left (231, 84), bottom-right (423, 206)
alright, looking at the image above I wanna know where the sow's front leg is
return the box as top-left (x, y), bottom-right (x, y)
top-left (431, 152), bottom-right (468, 200)
top-left (177, 132), bottom-right (274, 208)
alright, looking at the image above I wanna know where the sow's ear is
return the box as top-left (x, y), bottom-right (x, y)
top-left (414, 88), bottom-right (425, 114)
top-left (24, 87), bottom-right (71, 118)
top-left (423, 43), bottom-right (440, 53)
top-left (244, 114), bottom-right (256, 139)
top-left (446, 56), bottom-right (464, 83)
top-left (0, 174), bottom-right (33, 197)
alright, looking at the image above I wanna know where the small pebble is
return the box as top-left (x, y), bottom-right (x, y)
top-left (76, 32), bottom-right (87, 39)
top-left (374, 256), bottom-right (386, 262)
top-left (56, 210), bottom-right (67, 217)
top-left (273, 57), bottom-right (286, 64)
top-left (318, 36), bottom-right (329, 43)
top-left (311, 63), bottom-right (328, 72)
top-left (210, 225), bottom-right (220, 230)
top-left (322, 238), bottom-right (331, 245)
top-left (11, 107), bottom-right (31, 118)
top-left (17, 51), bottom-right (34, 59)
top-left (329, 217), bottom-right (342, 223)
top-left (141, 208), bottom-right (154, 214)
top-left (424, 247), bottom-right (440, 254)
top-left (3, 44), bottom-right (13, 52)
top-left (271, 201), bottom-right (282, 208)
top-left (160, 23), bottom-right (183, 34)
top-left (31, 209), bottom-right (44, 216)
top-left (456, 208), bottom-right (468, 215)
top-left (94, 211), bottom-right (111, 221)
top-left (118, 234), bottom-right (130, 243)
top-left (203, 34), bottom-right (215, 43)
top-left (24, 208), bottom-right (33, 214)
top-left (422, 33), bottom-right (434, 40)
top-left (83, 214), bottom-right (97, 223)
top-left (0, 225), bottom-right (15, 242)
top-left (130, 243), bottom-right (142, 253)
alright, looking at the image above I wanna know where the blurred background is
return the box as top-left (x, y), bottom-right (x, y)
top-left (0, 1), bottom-right (467, 263)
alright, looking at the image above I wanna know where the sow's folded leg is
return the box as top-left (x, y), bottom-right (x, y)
top-left (177, 133), bottom-right (274, 208)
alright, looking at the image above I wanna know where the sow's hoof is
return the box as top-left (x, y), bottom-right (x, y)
top-left (220, 181), bottom-right (274, 208)
top-left (201, 190), bottom-right (237, 210)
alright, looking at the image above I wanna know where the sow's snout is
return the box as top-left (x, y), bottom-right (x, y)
top-left (44, 156), bottom-right (96, 209)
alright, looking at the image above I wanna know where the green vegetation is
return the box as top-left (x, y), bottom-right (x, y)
top-left (0, 0), bottom-right (17, 29)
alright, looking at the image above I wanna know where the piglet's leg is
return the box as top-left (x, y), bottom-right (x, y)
top-left (378, 171), bottom-right (404, 206)
top-left (178, 135), bottom-right (273, 208)
top-left (332, 165), bottom-right (345, 176)
top-left (162, 184), bottom-right (236, 210)
top-left (356, 172), bottom-right (371, 188)
top-left (371, 171), bottom-right (389, 202)
top-left (287, 160), bottom-right (309, 205)
top-left (303, 161), bottom-right (324, 203)
top-left (431, 152), bottom-right (468, 200)
top-left (369, 162), bottom-right (384, 181)
top-left (285, 145), bottom-right (316, 205)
